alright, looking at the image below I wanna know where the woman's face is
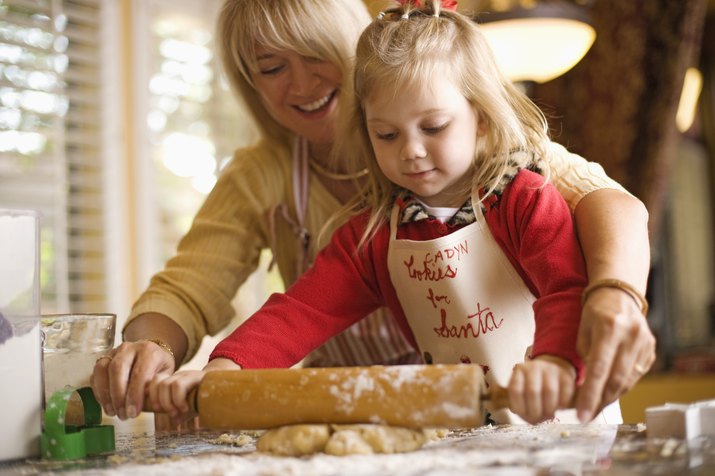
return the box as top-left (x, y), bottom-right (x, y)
top-left (251, 46), bottom-right (342, 148)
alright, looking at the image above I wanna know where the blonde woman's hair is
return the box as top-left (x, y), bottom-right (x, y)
top-left (217, 0), bottom-right (372, 146)
top-left (333, 0), bottom-right (552, 248)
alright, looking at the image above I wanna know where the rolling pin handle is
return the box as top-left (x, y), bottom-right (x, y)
top-left (485, 385), bottom-right (510, 410)
top-left (187, 387), bottom-right (199, 415)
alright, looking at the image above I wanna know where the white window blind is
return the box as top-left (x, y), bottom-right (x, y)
top-left (0, 0), bottom-right (111, 314)
top-left (64, 0), bottom-right (107, 313)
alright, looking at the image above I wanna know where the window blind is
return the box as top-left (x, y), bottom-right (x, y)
top-left (0, 0), bottom-right (107, 313)
top-left (63, 0), bottom-right (106, 312)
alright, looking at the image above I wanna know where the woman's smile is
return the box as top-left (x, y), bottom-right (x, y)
top-left (295, 90), bottom-right (337, 113)
top-left (252, 47), bottom-right (343, 146)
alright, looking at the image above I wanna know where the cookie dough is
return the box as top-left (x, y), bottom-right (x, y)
top-left (256, 424), bottom-right (446, 456)
top-left (210, 432), bottom-right (255, 447)
top-left (256, 424), bottom-right (331, 456)
top-left (326, 425), bottom-right (427, 455)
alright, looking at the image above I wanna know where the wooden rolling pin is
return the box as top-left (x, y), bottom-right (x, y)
top-left (183, 364), bottom-right (510, 429)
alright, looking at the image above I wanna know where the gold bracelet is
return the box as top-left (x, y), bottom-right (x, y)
top-left (142, 338), bottom-right (175, 361)
top-left (582, 279), bottom-right (649, 316)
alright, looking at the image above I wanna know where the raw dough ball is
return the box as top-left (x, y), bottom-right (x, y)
top-left (324, 429), bottom-right (374, 455)
top-left (256, 424), bottom-right (331, 456)
top-left (423, 428), bottom-right (450, 441)
top-left (256, 424), bottom-right (438, 456)
top-left (326, 425), bottom-right (427, 455)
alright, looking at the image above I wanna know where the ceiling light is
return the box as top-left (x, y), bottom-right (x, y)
top-left (473, 1), bottom-right (597, 83)
top-left (676, 67), bottom-right (703, 133)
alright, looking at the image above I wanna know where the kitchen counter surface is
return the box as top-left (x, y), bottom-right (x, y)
top-left (1, 423), bottom-right (713, 475)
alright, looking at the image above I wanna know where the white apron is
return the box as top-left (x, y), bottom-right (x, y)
top-left (386, 192), bottom-right (621, 424)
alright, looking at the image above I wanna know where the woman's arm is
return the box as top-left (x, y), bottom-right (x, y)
top-left (573, 189), bottom-right (656, 423)
top-left (542, 143), bottom-right (656, 422)
top-left (91, 144), bottom-right (289, 420)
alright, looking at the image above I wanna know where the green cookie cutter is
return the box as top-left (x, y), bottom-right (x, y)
top-left (40, 386), bottom-right (115, 460)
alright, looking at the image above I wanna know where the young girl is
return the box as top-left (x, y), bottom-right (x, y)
top-left (147, 0), bottom-right (628, 425)
top-left (96, 0), bottom-right (653, 426)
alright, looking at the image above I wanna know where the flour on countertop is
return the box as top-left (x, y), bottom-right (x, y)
top-left (97, 424), bottom-right (619, 476)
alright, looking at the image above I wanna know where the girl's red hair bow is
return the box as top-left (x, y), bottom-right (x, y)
top-left (397, 0), bottom-right (458, 11)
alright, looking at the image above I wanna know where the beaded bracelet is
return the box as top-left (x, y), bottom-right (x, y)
top-left (582, 279), bottom-right (649, 316)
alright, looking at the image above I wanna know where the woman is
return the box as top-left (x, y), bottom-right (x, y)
top-left (91, 0), bottom-right (654, 425)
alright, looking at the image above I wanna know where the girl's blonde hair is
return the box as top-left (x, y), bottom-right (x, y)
top-left (217, 0), bottom-right (372, 146)
top-left (334, 1), bottom-right (552, 248)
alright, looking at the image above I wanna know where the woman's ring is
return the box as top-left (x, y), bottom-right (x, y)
top-left (96, 355), bottom-right (113, 365)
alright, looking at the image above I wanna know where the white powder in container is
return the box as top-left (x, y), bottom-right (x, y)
top-left (0, 319), bottom-right (43, 461)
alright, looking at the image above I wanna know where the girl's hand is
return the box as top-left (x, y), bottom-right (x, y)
top-left (147, 370), bottom-right (205, 424)
top-left (507, 355), bottom-right (576, 424)
top-left (147, 358), bottom-right (241, 426)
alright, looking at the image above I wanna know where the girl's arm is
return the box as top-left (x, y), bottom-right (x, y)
top-left (210, 212), bottom-right (385, 369)
top-left (573, 189), bottom-right (655, 423)
top-left (489, 172), bottom-right (586, 424)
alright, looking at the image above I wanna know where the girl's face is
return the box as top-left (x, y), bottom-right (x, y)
top-left (364, 72), bottom-right (483, 208)
top-left (251, 46), bottom-right (342, 148)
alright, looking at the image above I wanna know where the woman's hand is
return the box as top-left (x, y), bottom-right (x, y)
top-left (576, 287), bottom-right (656, 422)
top-left (91, 339), bottom-right (176, 420)
top-left (508, 355), bottom-right (576, 424)
top-left (571, 189), bottom-right (654, 422)
top-left (147, 358), bottom-right (241, 426)
top-left (90, 313), bottom-right (189, 420)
